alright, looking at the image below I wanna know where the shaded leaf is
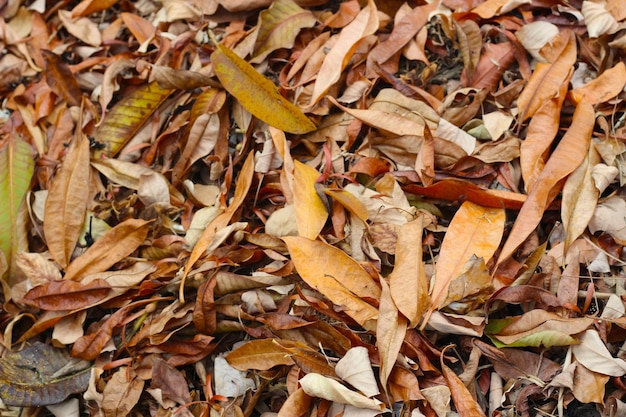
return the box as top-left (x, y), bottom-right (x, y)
top-left (42, 50), bottom-right (82, 106)
top-left (0, 342), bottom-right (91, 407)
top-left (441, 352), bottom-right (487, 417)
top-left (211, 39), bottom-right (316, 134)
top-left (21, 279), bottom-right (111, 311)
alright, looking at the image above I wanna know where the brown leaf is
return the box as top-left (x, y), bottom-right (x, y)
top-left (21, 279), bottom-right (111, 311)
top-left (42, 50), bottom-right (82, 106)
top-left (63, 218), bottom-right (151, 281)
top-left (102, 368), bottom-right (144, 417)
top-left (441, 350), bottom-right (487, 417)
top-left (377, 277), bottom-right (407, 393)
top-left (226, 339), bottom-right (302, 370)
top-left (44, 136), bottom-right (91, 268)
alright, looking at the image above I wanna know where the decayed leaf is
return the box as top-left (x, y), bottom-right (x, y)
top-left (0, 342), bottom-right (91, 407)
top-left (211, 39), bottom-right (316, 134)
top-left (283, 236), bottom-right (380, 330)
top-left (63, 219), bottom-right (151, 281)
top-left (497, 100), bottom-right (594, 266)
top-left (309, 0), bottom-right (379, 106)
top-left (93, 82), bottom-right (174, 158)
top-left (427, 201), bottom-right (504, 321)
top-left (42, 50), bottom-right (82, 106)
top-left (251, 0), bottom-right (317, 63)
top-left (334, 347), bottom-right (379, 397)
top-left (293, 161), bottom-right (328, 239)
top-left (44, 137), bottom-right (90, 268)
top-left (388, 216), bottom-right (431, 327)
top-left (516, 30), bottom-right (576, 121)
top-left (299, 373), bottom-right (386, 411)
top-left (0, 135), bottom-right (34, 283)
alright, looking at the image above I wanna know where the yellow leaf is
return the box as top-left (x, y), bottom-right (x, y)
top-left (570, 61), bottom-right (626, 105)
top-left (283, 236), bottom-right (380, 330)
top-left (425, 201), bottom-right (504, 326)
top-left (293, 161), bottom-right (328, 239)
top-left (211, 40), bottom-right (316, 134)
top-left (93, 82), bottom-right (174, 158)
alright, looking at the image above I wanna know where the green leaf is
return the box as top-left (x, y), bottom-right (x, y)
top-left (0, 135), bottom-right (34, 284)
top-left (93, 81), bottom-right (174, 158)
top-left (212, 40), bottom-right (316, 134)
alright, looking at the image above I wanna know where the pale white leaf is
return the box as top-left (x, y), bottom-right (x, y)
top-left (265, 204), bottom-right (299, 237)
top-left (572, 330), bottom-right (626, 376)
top-left (214, 356), bottom-right (256, 397)
top-left (589, 197), bottom-right (626, 241)
top-left (592, 163), bottom-right (619, 194)
top-left (435, 118), bottom-right (475, 155)
top-left (582, 0), bottom-right (621, 38)
top-left (299, 373), bottom-right (386, 411)
top-left (335, 347), bottom-right (379, 397)
top-left (138, 172), bottom-right (170, 206)
top-left (515, 21), bottom-right (559, 62)
top-left (601, 294), bottom-right (625, 319)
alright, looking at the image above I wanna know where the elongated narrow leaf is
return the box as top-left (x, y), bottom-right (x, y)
top-left (251, 0), bottom-right (317, 63)
top-left (63, 219), bottom-right (151, 281)
top-left (497, 100), bottom-right (594, 266)
top-left (93, 81), bottom-right (174, 158)
top-left (389, 216), bottom-right (431, 327)
top-left (377, 277), bottom-right (407, 394)
top-left (517, 30), bottom-right (576, 121)
top-left (211, 40), bottom-right (316, 134)
top-left (283, 236), bottom-right (380, 330)
top-left (44, 137), bottom-right (90, 268)
top-left (293, 161), bottom-right (328, 239)
top-left (0, 135), bottom-right (34, 283)
top-left (425, 201), bottom-right (504, 326)
top-left (441, 355), bottom-right (487, 417)
top-left (570, 61), bottom-right (626, 105)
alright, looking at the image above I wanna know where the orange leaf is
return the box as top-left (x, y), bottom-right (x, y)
top-left (293, 161), bottom-right (328, 239)
top-left (570, 61), bottom-right (626, 105)
top-left (283, 236), bottom-right (380, 330)
top-left (44, 137), bottom-right (90, 268)
top-left (120, 12), bottom-right (155, 45)
top-left (425, 201), bottom-right (504, 325)
top-left (497, 100), bottom-right (594, 266)
top-left (63, 219), bottom-right (151, 281)
top-left (389, 216), bottom-right (431, 327)
top-left (72, 0), bottom-right (120, 17)
top-left (517, 30), bottom-right (576, 121)
top-left (226, 339), bottom-right (306, 370)
top-left (441, 352), bottom-right (487, 417)
top-left (211, 38), bottom-right (315, 134)
top-left (520, 75), bottom-right (569, 192)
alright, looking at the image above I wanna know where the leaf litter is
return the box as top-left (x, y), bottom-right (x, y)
top-left (1, 1), bottom-right (626, 417)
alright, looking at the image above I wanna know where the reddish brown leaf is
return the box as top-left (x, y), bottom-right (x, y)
top-left (21, 279), bottom-right (111, 311)
top-left (42, 50), bottom-right (82, 106)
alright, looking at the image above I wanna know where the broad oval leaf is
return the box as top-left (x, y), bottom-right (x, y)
top-left (283, 236), bottom-right (380, 330)
top-left (0, 342), bottom-right (91, 406)
top-left (211, 41), bottom-right (316, 134)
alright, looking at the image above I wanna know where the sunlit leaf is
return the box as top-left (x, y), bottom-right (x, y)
top-left (293, 160), bottom-right (328, 239)
top-left (497, 100), bottom-right (594, 266)
top-left (211, 39), bottom-right (316, 134)
top-left (283, 236), bottom-right (380, 330)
